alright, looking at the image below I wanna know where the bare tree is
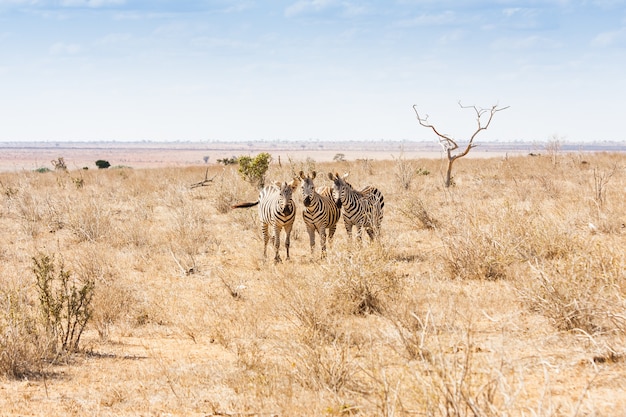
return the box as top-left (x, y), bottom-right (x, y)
top-left (413, 102), bottom-right (509, 187)
top-left (51, 157), bottom-right (67, 171)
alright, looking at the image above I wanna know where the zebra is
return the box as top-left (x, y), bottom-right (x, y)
top-left (232, 178), bottom-right (300, 262)
top-left (327, 172), bottom-right (384, 241)
top-left (299, 170), bottom-right (341, 257)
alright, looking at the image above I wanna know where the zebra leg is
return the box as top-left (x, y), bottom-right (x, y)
top-left (284, 224), bottom-right (293, 260)
top-left (345, 223), bottom-right (353, 240)
top-left (328, 224), bottom-right (336, 241)
top-left (273, 224), bottom-right (282, 262)
top-left (327, 224), bottom-right (336, 251)
top-left (306, 225), bottom-right (316, 254)
top-left (355, 225), bottom-right (363, 242)
top-left (261, 222), bottom-right (270, 258)
top-left (319, 227), bottom-right (327, 257)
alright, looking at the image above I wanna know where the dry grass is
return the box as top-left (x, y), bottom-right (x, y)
top-left (1, 152), bottom-right (625, 416)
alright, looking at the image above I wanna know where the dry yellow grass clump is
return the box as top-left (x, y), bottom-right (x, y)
top-left (0, 152), bottom-right (625, 416)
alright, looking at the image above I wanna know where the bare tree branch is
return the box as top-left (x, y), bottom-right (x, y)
top-left (413, 102), bottom-right (509, 187)
top-left (412, 105), bottom-right (458, 154)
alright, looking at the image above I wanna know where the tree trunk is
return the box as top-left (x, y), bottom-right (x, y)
top-left (445, 160), bottom-right (454, 187)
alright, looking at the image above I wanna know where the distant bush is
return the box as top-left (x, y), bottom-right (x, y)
top-left (217, 156), bottom-right (238, 165)
top-left (95, 160), bottom-right (111, 169)
top-left (333, 153), bottom-right (346, 162)
top-left (34, 167), bottom-right (51, 173)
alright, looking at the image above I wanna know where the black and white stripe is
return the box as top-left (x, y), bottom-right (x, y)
top-left (328, 172), bottom-right (384, 241)
top-left (232, 178), bottom-right (300, 262)
top-left (299, 171), bottom-right (341, 256)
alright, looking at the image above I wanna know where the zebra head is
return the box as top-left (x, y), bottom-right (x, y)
top-left (328, 172), bottom-right (350, 207)
top-left (299, 170), bottom-right (317, 207)
top-left (276, 177), bottom-right (300, 214)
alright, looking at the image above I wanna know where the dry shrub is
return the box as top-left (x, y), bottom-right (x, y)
top-left (277, 271), bottom-right (340, 344)
top-left (414, 331), bottom-right (517, 417)
top-left (325, 245), bottom-right (402, 315)
top-left (293, 337), bottom-right (362, 394)
top-left (440, 214), bottom-right (516, 281)
top-left (393, 151), bottom-right (416, 190)
top-left (14, 189), bottom-right (47, 237)
top-left (517, 252), bottom-right (626, 334)
top-left (440, 201), bottom-right (584, 280)
top-left (390, 308), bottom-right (521, 416)
top-left (398, 195), bottom-right (439, 230)
top-left (164, 185), bottom-right (211, 275)
top-left (68, 245), bottom-right (135, 341)
top-left (65, 194), bottom-right (112, 242)
top-left (90, 279), bottom-right (135, 341)
top-left (0, 285), bottom-right (51, 378)
top-left (212, 169), bottom-right (243, 214)
top-left (512, 212), bottom-right (583, 261)
top-left (274, 264), bottom-right (370, 397)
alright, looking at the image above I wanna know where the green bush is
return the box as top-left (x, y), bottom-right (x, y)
top-left (33, 253), bottom-right (94, 353)
top-left (237, 152), bottom-right (272, 188)
top-left (95, 160), bottom-right (111, 169)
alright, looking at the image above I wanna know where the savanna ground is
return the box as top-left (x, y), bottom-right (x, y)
top-left (0, 149), bottom-right (625, 416)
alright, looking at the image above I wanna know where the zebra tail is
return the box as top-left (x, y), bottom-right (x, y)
top-left (232, 201), bottom-right (260, 209)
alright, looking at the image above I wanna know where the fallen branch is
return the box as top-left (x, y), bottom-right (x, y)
top-left (190, 168), bottom-right (217, 188)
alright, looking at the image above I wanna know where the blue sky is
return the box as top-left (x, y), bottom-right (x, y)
top-left (1, 0), bottom-right (625, 143)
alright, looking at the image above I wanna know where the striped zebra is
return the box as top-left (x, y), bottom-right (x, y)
top-left (232, 178), bottom-right (300, 262)
top-left (328, 172), bottom-right (384, 241)
top-left (299, 170), bottom-right (341, 257)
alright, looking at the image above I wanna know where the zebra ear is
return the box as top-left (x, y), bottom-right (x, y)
top-left (289, 177), bottom-right (300, 189)
top-left (311, 171), bottom-right (316, 179)
top-left (299, 170), bottom-right (306, 179)
top-left (328, 172), bottom-right (334, 180)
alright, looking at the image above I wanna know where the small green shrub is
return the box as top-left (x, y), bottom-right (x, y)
top-left (33, 253), bottom-right (94, 353)
top-left (237, 152), bottom-right (272, 188)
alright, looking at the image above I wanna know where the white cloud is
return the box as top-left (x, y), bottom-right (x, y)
top-left (592, 27), bottom-right (626, 47)
top-left (0, 0), bottom-right (41, 4)
top-left (96, 32), bottom-right (131, 45)
top-left (438, 29), bottom-right (465, 44)
top-left (491, 35), bottom-right (561, 50)
top-left (49, 41), bottom-right (81, 55)
top-left (394, 11), bottom-right (456, 27)
top-left (284, 0), bottom-right (338, 18)
top-left (60, 0), bottom-right (125, 7)
top-left (191, 36), bottom-right (248, 49)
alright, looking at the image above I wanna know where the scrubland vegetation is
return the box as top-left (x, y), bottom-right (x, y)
top-left (0, 151), bottom-right (625, 416)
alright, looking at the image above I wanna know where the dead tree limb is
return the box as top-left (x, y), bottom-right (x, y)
top-left (413, 101), bottom-right (509, 187)
top-left (190, 168), bottom-right (217, 188)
